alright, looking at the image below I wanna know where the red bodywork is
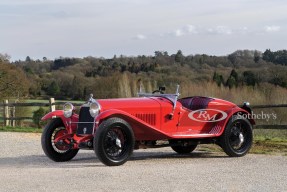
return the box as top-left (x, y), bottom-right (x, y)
top-left (42, 95), bottom-right (254, 149)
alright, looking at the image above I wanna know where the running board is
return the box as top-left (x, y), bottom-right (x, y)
top-left (170, 133), bottom-right (219, 138)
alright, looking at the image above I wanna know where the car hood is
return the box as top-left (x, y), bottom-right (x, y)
top-left (97, 97), bottom-right (161, 112)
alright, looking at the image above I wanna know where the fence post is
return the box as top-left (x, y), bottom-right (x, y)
top-left (12, 106), bottom-right (15, 127)
top-left (49, 98), bottom-right (55, 112)
top-left (4, 100), bottom-right (10, 126)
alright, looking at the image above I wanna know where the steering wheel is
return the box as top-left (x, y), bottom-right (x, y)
top-left (152, 90), bottom-right (164, 94)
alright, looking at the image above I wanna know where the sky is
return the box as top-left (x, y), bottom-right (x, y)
top-left (0, 0), bottom-right (286, 61)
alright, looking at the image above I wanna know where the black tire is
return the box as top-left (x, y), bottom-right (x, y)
top-left (169, 140), bottom-right (197, 154)
top-left (41, 118), bottom-right (79, 162)
top-left (220, 115), bottom-right (253, 157)
top-left (94, 117), bottom-right (135, 166)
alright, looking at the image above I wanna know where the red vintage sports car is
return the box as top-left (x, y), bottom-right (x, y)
top-left (41, 85), bottom-right (254, 166)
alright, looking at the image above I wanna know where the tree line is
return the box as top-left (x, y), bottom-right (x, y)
top-left (1, 49), bottom-right (287, 100)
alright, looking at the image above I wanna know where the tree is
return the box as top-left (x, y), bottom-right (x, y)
top-left (33, 107), bottom-right (46, 128)
top-left (226, 69), bottom-right (239, 88)
top-left (230, 69), bottom-right (238, 82)
top-left (243, 71), bottom-right (257, 86)
top-left (254, 51), bottom-right (261, 63)
top-left (228, 53), bottom-right (237, 64)
top-left (212, 72), bottom-right (224, 86)
top-left (0, 62), bottom-right (29, 99)
top-left (175, 50), bottom-right (183, 62)
top-left (154, 51), bottom-right (163, 57)
top-left (0, 53), bottom-right (11, 62)
top-left (226, 76), bottom-right (236, 89)
top-left (262, 49), bottom-right (273, 62)
top-left (25, 56), bottom-right (31, 62)
top-left (47, 81), bottom-right (60, 96)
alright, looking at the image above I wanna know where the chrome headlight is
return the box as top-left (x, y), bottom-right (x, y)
top-left (63, 103), bottom-right (74, 118)
top-left (244, 102), bottom-right (250, 106)
top-left (89, 101), bottom-right (101, 118)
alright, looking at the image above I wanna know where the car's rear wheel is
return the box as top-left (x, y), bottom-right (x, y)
top-left (169, 140), bottom-right (197, 154)
top-left (41, 118), bottom-right (79, 162)
top-left (94, 117), bottom-right (135, 166)
top-left (220, 115), bottom-right (253, 157)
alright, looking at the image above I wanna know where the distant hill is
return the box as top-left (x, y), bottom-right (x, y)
top-left (2, 49), bottom-right (287, 102)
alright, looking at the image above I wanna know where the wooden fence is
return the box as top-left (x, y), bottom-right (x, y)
top-left (0, 99), bottom-right (83, 127)
top-left (0, 99), bottom-right (286, 129)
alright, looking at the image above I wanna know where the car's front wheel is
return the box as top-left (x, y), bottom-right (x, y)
top-left (94, 117), bottom-right (135, 166)
top-left (220, 115), bottom-right (253, 157)
top-left (41, 118), bottom-right (79, 162)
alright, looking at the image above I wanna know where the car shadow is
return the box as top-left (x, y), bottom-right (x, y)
top-left (130, 150), bottom-right (228, 161)
top-left (0, 152), bottom-right (104, 168)
top-left (0, 150), bottom-right (228, 168)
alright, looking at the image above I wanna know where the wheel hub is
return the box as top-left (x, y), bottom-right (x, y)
top-left (237, 133), bottom-right (244, 148)
top-left (230, 126), bottom-right (245, 149)
top-left (105, 129), bottom-right (124, 157)
top-left (115, 138), bottom-right (122, 149)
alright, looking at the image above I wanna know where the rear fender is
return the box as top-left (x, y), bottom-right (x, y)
top-left (95, 109), bottom-right (171, 140)
top-left (216, 107), bottom-right (255, 136)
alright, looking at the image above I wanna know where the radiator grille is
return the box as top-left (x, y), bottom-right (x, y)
top-left (135, 113), bottom-right (156, 126)
top-left (76, 107), bottom-right (94, 135)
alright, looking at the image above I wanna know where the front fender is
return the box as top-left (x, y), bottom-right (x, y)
top-left (41, 110), bottom-right (65, 121)
top-left (95, 109), bottom-right (171, 140)
top-left (216, 107), bottom-right (255, 136)
top-left (41, 110), bottom-right (79, 132)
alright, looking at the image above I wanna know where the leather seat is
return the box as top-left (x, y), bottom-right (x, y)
top-left (179, 97), bottom-right (213, 110)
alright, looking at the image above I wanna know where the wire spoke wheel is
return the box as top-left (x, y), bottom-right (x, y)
top-left (94, 118), bottom-right (135, 166)
top-left (220, 115), bottom-right (253, 157)
top-left (41, 118), bottom-right (79, 162)
top-left (229, 122), bottom-right (248, 151)
top-left (51, 127), bottom-right (70, 153)
top-left (104, 127), bottom-right (127, 158)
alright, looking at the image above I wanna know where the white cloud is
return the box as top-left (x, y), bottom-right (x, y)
top-left (208, 26), bottom-right (232, 35)
top-left (238, 27), bottom-right (249, 34)
top-left (170, 24), bottom-right (197, 37)
top-left (264, 25), bottom-right (280, 32)
top-left (185, 25), bottom-right (197, 34)
top-left (174, 29), bottom-right (184, 37)
top-left (134, 34), bottom-right (147, 40)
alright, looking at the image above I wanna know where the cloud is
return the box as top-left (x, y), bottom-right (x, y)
top-left (264, 25), bottom-right (280, 32)
top-left (208, 26), bottom-right (232, 35)
top-left (171, 24), bottom-right (197, 37)
top-left (185, 25), bottom-right (197, 33)
top-left (174, 29), bottom-right (184, 37)
top-left (152, 24), bottom-right (283, 40)
top-left (134, 34), bottom-right (147, 40)
top-left (237, 27), bottom-right (249, 34)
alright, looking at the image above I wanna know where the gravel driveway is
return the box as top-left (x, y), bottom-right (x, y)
top-left (0, 132), bottom-right (286, 192)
